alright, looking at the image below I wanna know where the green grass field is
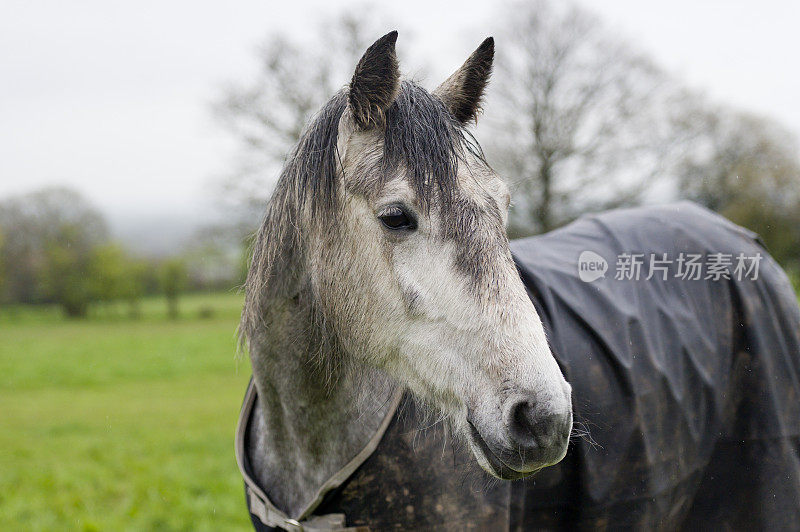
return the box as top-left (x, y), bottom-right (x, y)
top-left (0, 292), bottom-right (254, 531)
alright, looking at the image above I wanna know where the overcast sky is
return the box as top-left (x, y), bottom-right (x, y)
top-left (1, 0), bottom-right (798, 233)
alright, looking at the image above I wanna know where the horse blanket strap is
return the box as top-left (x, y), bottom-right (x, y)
top-left (235, 378), bottom-right (402, 531)
top-left (245, 486), bottom-right (358, 532)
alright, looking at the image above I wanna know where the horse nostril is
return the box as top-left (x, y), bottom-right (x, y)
top-left (509, 399), bottom-right (539, 446)
top-left (508, 398), bottom-right (570, 450)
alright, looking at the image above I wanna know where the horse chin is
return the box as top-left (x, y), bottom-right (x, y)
top-left (466, 421), bottom-right (540, 481)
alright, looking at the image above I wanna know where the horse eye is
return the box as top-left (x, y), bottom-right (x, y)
top-left (378, 207), bottom-right (416, 231)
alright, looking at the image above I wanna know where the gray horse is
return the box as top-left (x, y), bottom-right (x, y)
top-left (240, 30), bottom-right (570, 519)
top-left (238, 31), bottom-right (800, 531)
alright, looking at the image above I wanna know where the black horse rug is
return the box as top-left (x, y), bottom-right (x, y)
top-left (237, 202), bottom-right (800, 530)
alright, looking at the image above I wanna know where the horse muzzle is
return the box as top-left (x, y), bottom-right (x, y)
top-left (467, 391), bottom-right (572, 479)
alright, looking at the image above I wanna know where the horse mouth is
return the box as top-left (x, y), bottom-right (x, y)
top-left (466, 420), bottom-right (540, 480)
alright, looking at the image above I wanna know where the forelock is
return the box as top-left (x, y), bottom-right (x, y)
top-left (380, 81), bottom-right (486, 210)
top-left (293, 80), bottom-right (488, 215)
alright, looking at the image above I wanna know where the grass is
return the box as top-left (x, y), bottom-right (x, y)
top-left (0, 292), bottom-right (253, 531)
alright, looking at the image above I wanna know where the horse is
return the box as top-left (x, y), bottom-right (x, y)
top-left (237, 32), bottom-right (800, 530)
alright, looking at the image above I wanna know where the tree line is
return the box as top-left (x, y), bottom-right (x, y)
top-left (0, 187), bottom-right (203, 318)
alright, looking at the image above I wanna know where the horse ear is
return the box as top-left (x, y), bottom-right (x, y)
top-left (434, 37), bottom-right (494, 124)
top-left (349, 31), bottom-right (400, 130)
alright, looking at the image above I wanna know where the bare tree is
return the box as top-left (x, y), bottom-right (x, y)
top-left (484, 1), bottom-right (691, 235)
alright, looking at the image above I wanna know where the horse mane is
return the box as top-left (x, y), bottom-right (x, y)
top-left (239, 80), bottom-right (487, 346)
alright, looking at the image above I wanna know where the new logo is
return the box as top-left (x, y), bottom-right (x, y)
top-left (578, 251), bottom-right (608, 282)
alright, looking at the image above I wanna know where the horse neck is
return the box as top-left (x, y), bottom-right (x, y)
top-left (247, 287), bottom-right (398, 518)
